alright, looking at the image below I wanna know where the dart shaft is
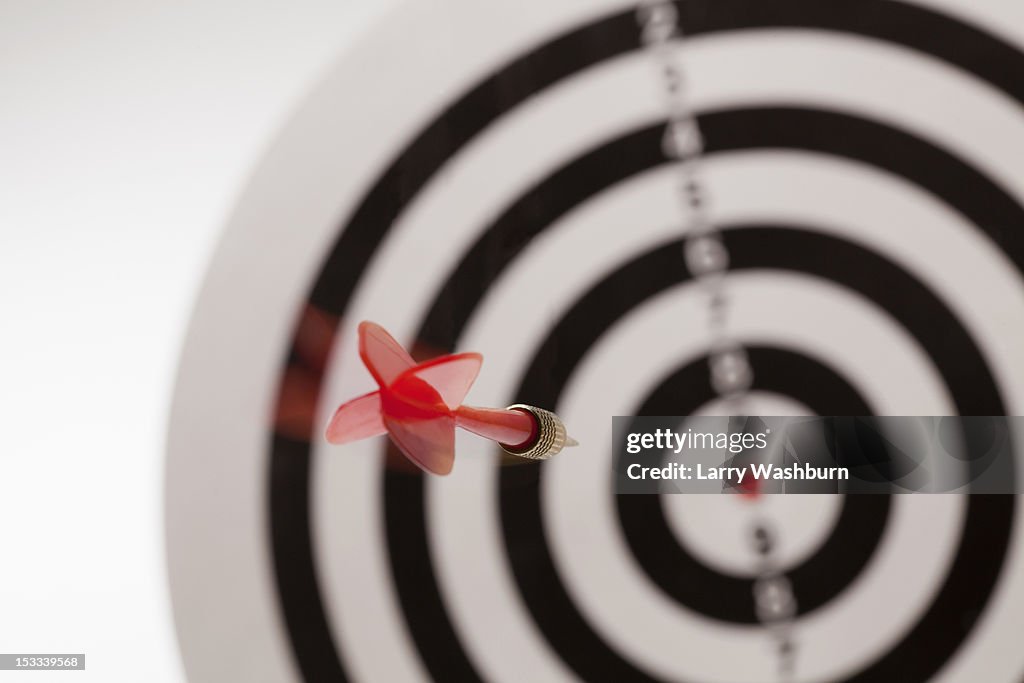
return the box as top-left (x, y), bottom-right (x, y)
top-left (455, 405), bottom-right (536, 448)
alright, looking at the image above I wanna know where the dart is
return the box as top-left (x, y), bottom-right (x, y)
top-left (325, 321), bottom-right (577, 475)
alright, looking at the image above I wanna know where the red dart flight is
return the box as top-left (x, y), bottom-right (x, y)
top-left (326, 321), bottom-right (571, 475)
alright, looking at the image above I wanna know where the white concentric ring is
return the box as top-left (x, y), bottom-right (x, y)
top-left (668, 392), bottom-right (841, 582)
top-left (544, 275), bottom-right (963, 682)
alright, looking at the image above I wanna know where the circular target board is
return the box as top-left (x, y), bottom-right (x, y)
top-left (167, 1), bottom-right (1024, 681)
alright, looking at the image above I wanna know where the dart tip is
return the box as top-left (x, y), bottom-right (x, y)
top-left (565, 436), bottom-right (579, 447)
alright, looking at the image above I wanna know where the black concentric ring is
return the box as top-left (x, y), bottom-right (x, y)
top-left (268, 2), bottom-right (1024, 681)
top-left (390, 106), bottom-right (1022, 681)
top-left (619, 347), bottom-right (891, 624)
top-left (494, 229), bottom-right (1013, 682)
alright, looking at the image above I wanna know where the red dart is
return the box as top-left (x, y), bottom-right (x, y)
top-left (326, 321), bottom-right (576, 475)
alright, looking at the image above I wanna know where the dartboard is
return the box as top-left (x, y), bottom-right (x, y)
top-left (166, 0), bottom-right (1024, 681)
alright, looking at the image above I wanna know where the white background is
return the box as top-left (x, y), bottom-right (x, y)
top-left (0, 2), bottom-right (390, 680)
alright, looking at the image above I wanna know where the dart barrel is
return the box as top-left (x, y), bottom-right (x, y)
top-left (499, 404), bottom-right (569, 460)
